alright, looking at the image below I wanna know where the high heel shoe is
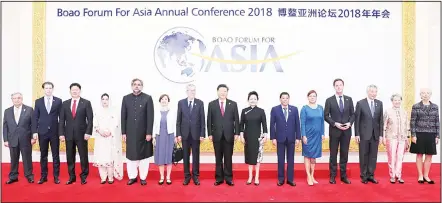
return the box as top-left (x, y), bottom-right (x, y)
top-left (166, 179), bottom-right (172, 185)
top-left (158, 179), bottom-right (164, 185)
top-left (418, 179), bottom-right (424, 184)
top-left (254, 180), bottom-right (260, 186)
top-left (424, 178), bottom-right (435, 184)
top-left (246, 177), bottom-right (253, 185)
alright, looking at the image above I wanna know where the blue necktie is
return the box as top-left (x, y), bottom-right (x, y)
top-left (339, 96), bottom-right (344, 113)
top-left (283, 108), bottom-right (288, 121)
top-left (188, 101), bottom-right (193, 113)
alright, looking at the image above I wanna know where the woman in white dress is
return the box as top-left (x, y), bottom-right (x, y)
top-left (93, 93), bottom-right (124, 184)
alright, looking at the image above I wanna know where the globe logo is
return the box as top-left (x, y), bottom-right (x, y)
top-left (154, 27), bottom-right (207, 84)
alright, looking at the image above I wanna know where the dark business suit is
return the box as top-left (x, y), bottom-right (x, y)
top-left (176, 98), bottom-right (205, 181)
top-left (270, 105), bottom-right (301, 183)
top-left (207, 99), bottom-right (240, 182)
top-left (324, 95), bottom-right (355, 179)
top-left (33, 96), bottom-right (62, 179)
top-left (3, 105), bottom-right (35, 181)
top-left (59, 98), bottom-right (93, 181)
top-left (354, 98), bottom-right (383, 180)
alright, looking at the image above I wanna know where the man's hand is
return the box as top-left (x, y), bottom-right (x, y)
top-left (146, 135), bottom-right (152, 141)
top-left (31, 139), bottom-right (37, 145)
top-left (355, 136), bottom-right (360, 143)
top-left (84, 134), bottom-right (91, 141)
top-left (177, 136), bottom-right (182, 142)
top-left (208, 135), bottom-right (213, 141)
top-left (32, 133), bottom-right (38, 140)
top-left (272, 139), bottom-right (277, 146)
top-left (240, 136), bottom-right (245, 144)
top-left (200, 137), bottom-right (204, 141)
top-left (302, 136), bottom-right (308, 145)
top-left (122, 134), bottom-right (127, 142)
top-left (4, 141), bottom-right (8, 147)
top-left (295, 140), bottom-right (300, 146)
top-left (60, 136), bottom-right (65, 142)
top-left (342, 122), bottom-right (351, 130)
top-left (335, 122), bottom-right (345, 130)
top-left (234, 135), bottom-right (239, 140)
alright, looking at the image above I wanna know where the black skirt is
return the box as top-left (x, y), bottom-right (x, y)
top-left (410, 132), bottom-right (437, 155)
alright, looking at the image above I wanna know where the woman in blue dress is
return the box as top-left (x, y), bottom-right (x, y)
top-left (300, 90), bottom-right (325, 186)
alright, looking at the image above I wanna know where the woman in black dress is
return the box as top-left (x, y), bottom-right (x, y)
top-left (239, 91), bottom-right (268, 185)
top-left (410, 88), bottom-right (439, 184)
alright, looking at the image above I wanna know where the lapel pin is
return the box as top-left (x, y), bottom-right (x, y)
top-left (140, 105), bottom-right (142, 107)
top-left (23, 109), bottom-right (26, 112)
top-left (228, 102), bottom-right (231, 105)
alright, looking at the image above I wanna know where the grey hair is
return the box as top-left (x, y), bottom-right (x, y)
top-left (131, 78), bottom-right (143, 86)
top-left (366, 84), bottom-right (378, 92)
top-left (420, 88), bottom-right (432, 94)
top-left (390, 93), bottom-right (402, 101)
top-left (10, 92), bottom-right (23, 98)
top-left (186, 84), bottom-right (196, 90)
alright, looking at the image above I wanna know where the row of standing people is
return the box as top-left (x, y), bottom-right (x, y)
top-left (2, 78), bottom-right (439, 186)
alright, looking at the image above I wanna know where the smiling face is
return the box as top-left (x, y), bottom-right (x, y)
top-left (308, 92), bottom-right (317, 104)
top-left (248, 94), bottom-right (258, 107)
top-left (101, 95), bottom-right (109, 108)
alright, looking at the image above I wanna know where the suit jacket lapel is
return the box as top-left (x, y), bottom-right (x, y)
top-left (224, 100), bottom-right (230, 116)
top-left (363, 99), bottom-right (373, 118)
top-left (48, 98), bottom-right (56, 113)
top-left (279, 106), bottom-right (287, 122)
top-left (331, 96), bottom-right (340, 112)
top-left (343, 96), bottom-right (349, 112)
top-left (17, 107), bottom-right (26, 125)
top-left (215, 100), bottom-right (222, 117)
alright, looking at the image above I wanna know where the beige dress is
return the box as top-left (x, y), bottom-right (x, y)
top-left (93, 107), bottom-right (124, 180)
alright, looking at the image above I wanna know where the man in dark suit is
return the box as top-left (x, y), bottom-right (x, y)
top-left (32, 82), bottom-right (62, 184)
top-left (354, 84), bottom-right (384, 184)
top-left (3, 92), bottom-right (36, 184)
top-left (207, 84), bottom-right (239, 186)
top-left (59, 83), bottom-right (93, 185)
top-left (324, 78), bottom-right (354, 184)
top-left (270, 92), bottom-right (301, 186)
top-left (176, 84), bottom-right (205, 186)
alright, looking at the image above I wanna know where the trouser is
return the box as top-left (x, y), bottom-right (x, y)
top-left (183, 134), bottom-right (201, 180)
top-left (213, 134), bottom-right (234, 182)
top-left (277, 138), bottom-right (295, 182)
top-left (329, 131), bottom-right (351, 178)
top-left (9, 141), bottom-right (34, 180)
top-left (127, 157), bottom-right (151, 180)
top-left (98, 166), bottom-right (114, 181)
top-left (39, 131), bottom-right (60, 178)
top-left (66, 139), bottom-right (89, 180)
top-left (358, 134), bottom-right (379, 179)
top-left (386, 139), bottom-right (406, 179)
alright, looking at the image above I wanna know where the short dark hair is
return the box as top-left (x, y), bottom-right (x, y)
top-left (159, 94), bottom-right (170, 102)
top-left (101, 93), bottom-right (109, 99)
top-left (41, 81), bottom-right (54, 88)
top-left (280, 92), bottom-right (290, 98)
top-left (69, 83), bottom-right (81, 90)
top-left (248, 91), bottom-right (259, 100)
top-left (307, 90), bottom-right (317, 97)
top-left (333, 78), bottom-right (344, 86)
top-left (217, 84), bottom-right (229, 91)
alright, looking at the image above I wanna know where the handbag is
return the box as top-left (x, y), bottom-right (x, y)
top-left (172, 142), bottom-right (183, 165)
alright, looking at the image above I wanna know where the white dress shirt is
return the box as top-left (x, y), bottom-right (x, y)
top-left (335, 94), bottom-right (344, 108)
top-left (14, 105), bottom-right (22, 124)
top-left (219, 99), bottom-right (226, 111)
top-left (71, 98), bottom-right (80, 112)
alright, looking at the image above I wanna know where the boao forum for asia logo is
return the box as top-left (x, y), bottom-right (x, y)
top-left (153, 27), bottom-right (300, 84)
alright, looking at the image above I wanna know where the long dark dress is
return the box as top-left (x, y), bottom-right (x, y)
top-left (121, 92), bottom-right (154, 161)
top-left (240, 106), bottom-right (268, 165)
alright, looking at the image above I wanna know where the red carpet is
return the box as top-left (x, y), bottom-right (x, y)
top-left (2, 162), bottom-right (440, 202)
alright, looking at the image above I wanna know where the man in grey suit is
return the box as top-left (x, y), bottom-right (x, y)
top-left (3, 92), bottom-right (37, 184)
top-left (354, 85), bottom-right (384, 184)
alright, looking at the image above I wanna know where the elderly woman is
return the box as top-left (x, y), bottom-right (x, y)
top-left (382, 94), bottom-right (409, 184)
top-left (410, 88), bottom-right (440, 184)
top-left (153, 94), bottom-right (177, 185)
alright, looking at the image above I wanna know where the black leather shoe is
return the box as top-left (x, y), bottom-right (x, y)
top-left (329, 177), bottom-right (336, 184)
top-left (341, 178), bottom-right (351, 184)
top-left (100, 181), bottom-right (106, 184)
top-left (140, 179), bottom-right (147, 185)
top-left (226, 181), bottom-right (234, 186)
top-left (277, 181), bottom-right (284, 186)
top-left (367, 177), bottom-right (378, 184)
top-left (166, 179), bottom-right (172, 185)
top-left (54, 177), bottom-right (60, 184)
top-left (108, 180), bottom-right (114, 184)
top-left (361, 179), bottom-right (368, 184)
top-left (287, 181), bottom-right (296, 186)
top-left (81, 179), bottom-right (87, 185)
top-left (193, 178), bottom-right (200, 185)
top-left (66, 179), bottom-right (76, 185)
top-left (38, 177), bottom-right (47, 184)
top-left (127, 179), bottom-right (137, 185)
top-left (5, 179), bottom-right (18, 184)
top-left (214, 181), bottom-right (223, 186)
top-left (183, 178), bottom-right (190, 185)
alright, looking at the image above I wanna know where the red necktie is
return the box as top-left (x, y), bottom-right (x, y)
top-left (72, 100), bottom-right (77, 118)
top-left (220, 102), bottom-right (225, 117)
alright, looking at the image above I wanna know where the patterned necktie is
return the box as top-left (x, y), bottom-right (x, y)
top-left (370, 100), bottom-right (375, 117)
top-left (46, 97), bottom-right (51, 113)
top-left (339, 96), bottom-right (344, 113)
top-left (220, 102), bottom-right (225, 117)
top-left (188, 101), bottom-right (193, 113)
top-left (72, 100), bottom-right (77, 118)
top-left (283, 108), bottom-right (288, 121)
